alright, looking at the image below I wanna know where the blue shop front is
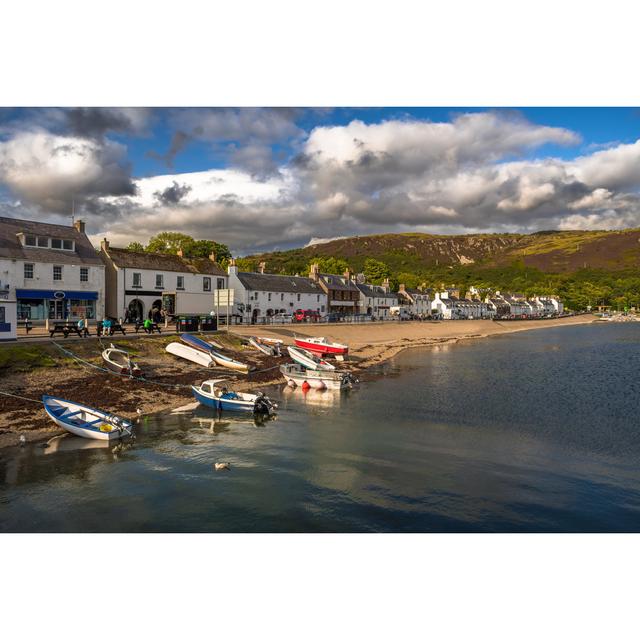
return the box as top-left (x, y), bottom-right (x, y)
top-left (16, 289), bottom-right (99, 320)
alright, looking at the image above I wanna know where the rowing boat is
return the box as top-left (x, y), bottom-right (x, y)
top-left (249, 336), bottom-right (281, 356)
top-left (293, 336), bottom-right (348, 356)
top-left (192, 379), bottom-right (277, 414)
top-left (210, 349), bottom-right (250, 373)
top-left (166, 342), bottom-right (215, 367)
top-left (287, 345), bottom-right (335, 371)
top-left (101, 344), bottom-right (142, 377)
top-left (180, 333), bottom-right (249, 371)
top-left (42, 395), bottom-right (134, 440)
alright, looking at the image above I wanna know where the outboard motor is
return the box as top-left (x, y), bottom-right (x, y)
top-left (255, 391), bottom-right (278, 415)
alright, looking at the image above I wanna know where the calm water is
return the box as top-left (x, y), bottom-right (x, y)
top-left (2, 323), bottom-right (640, 532)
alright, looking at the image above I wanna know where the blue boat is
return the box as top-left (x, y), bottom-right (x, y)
top-left (180, 333), bottom-right (215, 354)
top-left (42, 395), bottom-right (134, 440)
top-left (191, 379), bottom-right (277, 414)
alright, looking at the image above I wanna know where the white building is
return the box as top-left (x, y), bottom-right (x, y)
top-left (0, 279), bottom-right (17, 340)
top-left (397, 284), bottom-right (431, 318)
top-left (227, 260), bottom-right (326, 324)
top-left (100, 240), bottom-right (227, 321)
top-left (0, 217), bottom-right (105, 322)
top-left (356, 280), bottom-right (399, 320)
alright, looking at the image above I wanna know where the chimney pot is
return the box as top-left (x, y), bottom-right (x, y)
top-left (100, 237), bottom-right (109, 251)
top-left (259, 261), bottom-right (266, 274)
top-left (73, 219), bottom-right (85, 234)
top-left (177, 248), bottom-right (184, 258)
top-left (209, 252), bottom-right (217, 262)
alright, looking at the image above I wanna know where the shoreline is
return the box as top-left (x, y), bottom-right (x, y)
top-left (0, 315), bottom-right (596, 451)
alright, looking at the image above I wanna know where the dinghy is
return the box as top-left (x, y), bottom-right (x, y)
top-left (180, 333), bottom-right (216, 354)
top-left (180, 333), bottom-right (249, 371)
top-left (101, 344), bottom-right (142, 377)
top-left (192, 379), bottom-right (277, 414)
top-left (249, 336), bottom-right (281, 356)
top-left (293, 336), bottom-right (348, 357)
top-left (287, 345), bottom-right (335, 371)
top-left (42, 395), bottom-right (134, 440)
top-left (166, 342), bottom-right (215, 367)
top-left (280, 363), bottom-right (354, 390)
top-left (210, 350), bottom-right (250, 373)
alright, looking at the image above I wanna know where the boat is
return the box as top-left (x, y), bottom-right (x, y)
top-left (280, 363), bottom-right (355, 390)
top-left (180, 333), bottom-right (249, 372)
top-left (192, 379), bottom-right (277, 414)
top-left (101, 344), bottom-right (142, 377)
top-left (249, 336), bottom-right (281, 356)
top-left (287, 345), bottom-right (335, 371)
top-left (42, 395), bottom-right (134, 440)
top-left (166, 342), bottom-right (215, 367)
top-left (293, 336), bottom-right (349, 357)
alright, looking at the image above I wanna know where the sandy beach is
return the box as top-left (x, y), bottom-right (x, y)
top-left (0, 314), bottom-right (595, 450)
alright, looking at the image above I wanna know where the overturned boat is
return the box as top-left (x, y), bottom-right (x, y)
top-left (192, 379), bottom-right (277, 414)
top-left (166, 342), bottom-right (216, 367)
top-left (42, 395), bottom-right (134, 441)
top-left (249, 336), bottom-right (281, 356)
top-left (180, 333), bottom-right (249, 372)
top-left (280, 363), bottom-right (355, 391)
top-left (101, 344), bottom-right (142, 377)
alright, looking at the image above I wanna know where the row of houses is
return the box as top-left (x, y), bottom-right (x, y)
top-left (0, 215), bottom-right (564, 340)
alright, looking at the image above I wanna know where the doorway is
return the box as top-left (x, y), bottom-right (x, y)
top-left (128, 299), bottom-right (144, 323)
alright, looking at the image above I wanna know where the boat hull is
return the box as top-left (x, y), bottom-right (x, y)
top-left (287, 346), bottom-right (335, 371)
top-left (166, 342), bottom-right (215, 367)
top-left (102, 353), bottom-right (142, 377)
top-left (294, 337), bottom-right (348, 356)
top-left (192, 387), bottom-right (255, 412)
top-left (280, 364), bottom-right (351, 390)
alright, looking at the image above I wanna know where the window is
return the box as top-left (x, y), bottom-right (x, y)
top-left (317, 295), bottom-right (320, 302)
top-left (63, 240), bottom-right (74, 251)
top-left (177, 276), bottom-right (184, 290)
top-left (53, 265), bottom-right (62, 281)
top-left (280, 293), bottom-right (284, 301)
top-left (217, 278), bottom-right (225, 289)
top-left (133, 272), bottom-right (142, 287)
top-left (0, 308), bottom-right (4, 323)
top-left (37, 237), bottom-right (48, 248)
top-left (80, 267), bottom-right (88, 282)
top-left (155, 274), bottom-right (164, 288)
top-left (51, 238), bottom-right (62, 249)
top-left (24, 263), bottom-right (34, 279)
top-left (268, 293), bottom-right (272, 301)
top-left (25, 235), bottom-right (36, 247)
top-left (203, 277), bottom-right (211, 292)
top-left (297, 293), bottom-right (301, 301)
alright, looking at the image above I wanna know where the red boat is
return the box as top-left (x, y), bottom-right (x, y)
top-left (293, 336), bottom-right (349, 356)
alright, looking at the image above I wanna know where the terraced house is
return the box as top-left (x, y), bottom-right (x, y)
top-left (100, 239), bottom-right (227, 321)
top-left (309, 264), bottom-right (361, 318)
top-left (0, 217), bottom-right (105, 323)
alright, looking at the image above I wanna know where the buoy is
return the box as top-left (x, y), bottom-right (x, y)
top-left (301, 381), bottom-right (311, 390)
top-left (214, 462), bottom-right (231, 471)
top-left (19, 434), bottom-right (26, 447)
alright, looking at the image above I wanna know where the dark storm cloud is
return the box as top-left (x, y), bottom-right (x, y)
top-left (147, 130), bottom-right (191, 168)
top-left (153, 180), bottom-right (192, 205)
top-left (64, 108), bottom-right (151, 138)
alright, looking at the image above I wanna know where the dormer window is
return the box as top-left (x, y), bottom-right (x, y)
top-left (25, 235), bottom-right (36, 246)
top-left (37, 237), bottom-right (48, 248)
top-left (51, 238), bottom-right (62, 249)
top-left (20, 234), bottom-right (74, 251)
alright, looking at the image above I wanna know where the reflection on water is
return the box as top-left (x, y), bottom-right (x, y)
top-left (2, 323), bottom-right (640, 532)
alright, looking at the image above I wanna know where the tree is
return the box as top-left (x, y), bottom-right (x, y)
top-left (363, 258), bottom-right (391, 284)
top-left (126, 241), bottom-right (145, 252)
top-left (146, 232), bottom-right (194, 254)
top-left (309, 257), bottom-right (350, 275)
top-left (183, 239), bottom-right (232, 262)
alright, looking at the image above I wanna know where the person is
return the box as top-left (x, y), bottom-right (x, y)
top-left (102, 317), bottom-right (112, 336)
top-left (124, 308), bottom-right (130, 324)
top-left (143, 317), bottom-right (153, 334)
top-left (77, 315), bottom-right (89, 337)
top-left (220, 386), bottom-right (238, 400)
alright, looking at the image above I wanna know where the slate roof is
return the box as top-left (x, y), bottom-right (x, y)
top-left (318, 273), bottom-right (360, 292)
top-left (103, 246), bottom-right (226, 276)
top-left (236, 271), bottom-right (323, 294)
top-left (0, 216), bottom-right (104, 266)
top-left (356, 283), bottom-right (398, 300)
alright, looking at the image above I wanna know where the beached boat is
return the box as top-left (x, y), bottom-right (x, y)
top-left (287, 345), bottom-right (335, 371)
top-left (166, 342), bottom-right (215, 367)
top-left (101, 344), bottom-right (142, 377)
top-left (249, 336), bottom-right (281, 356)
top-left (192, 379), bottom-right (277, 414)
top-left (42, 395), bottom-right (134, 441)
top-left (180, 333), bottom-right (249, 371)
top-left (280, 363), bottom-right (355, 390)
top-left (293, 336), bottom-right (349, 357)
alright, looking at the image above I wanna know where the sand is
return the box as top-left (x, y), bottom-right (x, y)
top-left (0, 314), bottom-right (595, 450)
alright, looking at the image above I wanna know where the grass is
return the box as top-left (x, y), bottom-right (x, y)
top-left (0, 344), bottom-right (59, 373)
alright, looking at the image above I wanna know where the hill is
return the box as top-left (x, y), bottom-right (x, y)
top-left (240, 229), bottom-right (640, 310)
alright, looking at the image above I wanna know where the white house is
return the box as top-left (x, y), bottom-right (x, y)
top-left (0, 278), bottom-right (17, 340)
top-left (227, 260), bottom-right (326, 324)
top-left (0, 216), bottom-right (105, 323)
top-left (397, 284), bottom-right (431, 318)
top-left (356, 279), bottom-right (399, 320)
top-left (100, 240), bottom-right (227, 321)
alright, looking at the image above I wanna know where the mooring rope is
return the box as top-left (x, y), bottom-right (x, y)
top-left (0, 390), bottom-right (43, 404)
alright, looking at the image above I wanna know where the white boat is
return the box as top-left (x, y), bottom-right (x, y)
top-left (280, 363), bottom-right (354, 390)
top-left (249, 336), bottom-right (282, 356)
top-left (101, 344), bottom-right (142, 377)
top-left (287, 346), bottom-right (335, 371)
top-left (166, 342), bottom-right (215, 367)
top-left (192, 379), bottom-right (277, 414)
top-left (211, 350), bottom-right (250, 373)
top-left (42, 395), bottom-right (134, 441)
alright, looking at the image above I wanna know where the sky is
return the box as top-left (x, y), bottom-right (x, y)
top-left (0, 107), bottom-right (639, 255)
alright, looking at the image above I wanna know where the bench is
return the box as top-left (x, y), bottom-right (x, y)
top-left (97, 322), bottom-right (126, 336)
top-left (49, 323), bottom-right (83, 338)
top-left (135, 322), bottom-right (162, 334)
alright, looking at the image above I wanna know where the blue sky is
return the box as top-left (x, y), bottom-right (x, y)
top-left (0, 107), bottom-right (639, 253)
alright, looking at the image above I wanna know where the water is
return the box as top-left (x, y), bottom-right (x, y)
top-left (2, 323), bottom-right (640, 532)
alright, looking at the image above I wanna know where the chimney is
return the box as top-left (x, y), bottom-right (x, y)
top-left (100, 237), bottom-right (109, 252)
top-left (73, 219), bottom-right (85, 234)
top-left (209, 252), bottom-right (217, 263)
top-left (398, 283), bottom-right (406, 293)
top-left (382, 277), bottom-right (391, 293)
top-left (343, 268), bottom-right (351, 281)
top-left (259, 261), bottom-right (266, 274)
top-left (177, 248), bottom-right (184, 257)
top-left (309, 263), bottom-right (320, 281)
top-left (228, 257), bottom-right (238, 275)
